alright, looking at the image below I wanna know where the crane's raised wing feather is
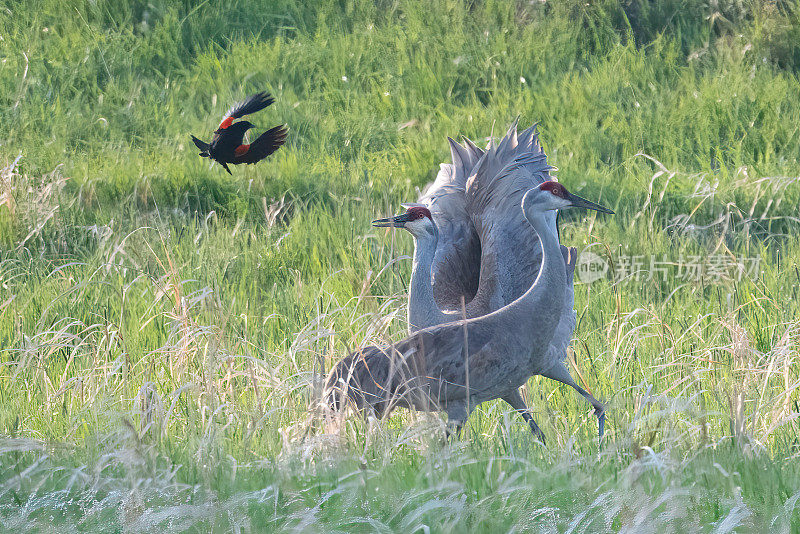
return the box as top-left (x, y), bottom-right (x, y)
top-left (465, 121), bottom-right (557, 313)
top-left (417, 138), bottom-right (483, 312)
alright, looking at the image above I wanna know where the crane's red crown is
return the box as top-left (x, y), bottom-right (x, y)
top-left (539, 181), bottom-right (568, 198)
top-left (406, 206), bottom-right (433, 220)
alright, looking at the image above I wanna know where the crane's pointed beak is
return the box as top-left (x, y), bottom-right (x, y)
top-left (372, 213), bottom-right (411, 228)
top-left (567, 192), bottom-right (614, 214)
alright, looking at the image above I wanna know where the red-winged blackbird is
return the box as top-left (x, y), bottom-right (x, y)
top-left (191, 91), bottom-right (288, 174)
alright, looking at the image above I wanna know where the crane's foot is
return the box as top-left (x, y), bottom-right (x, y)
top-left (534, 429), bottom-right (547, 447)
top-left (523, 418), bottom-right (547, 447)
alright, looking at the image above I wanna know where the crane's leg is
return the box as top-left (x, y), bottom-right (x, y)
top-left (541, 361), bottom-right (605, 442)
top-left (502, 390), bottom-right (546, 445)
top-left (445, 401), bottom-right (470, 439)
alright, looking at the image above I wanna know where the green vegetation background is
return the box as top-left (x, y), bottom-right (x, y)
top-left (1, 0), bottom-right (800, 531)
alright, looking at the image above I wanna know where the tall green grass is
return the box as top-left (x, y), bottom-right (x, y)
top-left (1, 0), bottom-right (800, 530)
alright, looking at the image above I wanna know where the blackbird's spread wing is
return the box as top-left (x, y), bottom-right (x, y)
top-left (218, 91), bottom-right (275, 130)
top-left (233, 125), bottom-right (288, 164)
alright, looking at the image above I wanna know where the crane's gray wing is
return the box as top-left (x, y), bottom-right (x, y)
top-left (465, 120), bottom-right (558, 314)
top-left (417, 138), bottom-right (483, 312)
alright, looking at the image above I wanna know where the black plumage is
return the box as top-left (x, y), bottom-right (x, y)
top-left (191, 91), bottom-right (288, 174)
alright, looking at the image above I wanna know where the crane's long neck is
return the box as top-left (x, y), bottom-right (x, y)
top-left (501, 208), bottom-right (566, 346)
top-left (408, 224), bottom-right (449, 332)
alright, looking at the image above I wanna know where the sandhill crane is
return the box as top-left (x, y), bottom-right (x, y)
top-left (371, 121), bottom-right (594, 441)
top-left (373, 204), bottom-right (452, 331)
top-left (327, 181), bottom-right (613, 441)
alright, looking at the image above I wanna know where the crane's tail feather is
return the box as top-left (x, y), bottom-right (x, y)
top-left (562, 246), bottom-right (577, 285)
top-left (324, 346), bottom-right (399, 418)
top-left (234, 124), bottom-right (288, 164)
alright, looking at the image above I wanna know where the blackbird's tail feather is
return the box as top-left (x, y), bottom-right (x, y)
top-left (191, 134), bottom-right (210, 152)
top-left (235, 124), bottom-right (288, 164)
top-left (192, 134), bottom-right (211, 157)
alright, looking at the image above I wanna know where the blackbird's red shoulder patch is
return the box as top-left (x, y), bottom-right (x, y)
top-left (218, 116), bottom-right (234, 130)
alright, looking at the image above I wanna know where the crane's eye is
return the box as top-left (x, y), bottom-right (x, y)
top-left (407, 207), bottom-right (432, 220)
top-left (540, 181), bottom-right (567, 197)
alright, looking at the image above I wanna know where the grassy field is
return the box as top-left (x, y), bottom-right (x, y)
top-left (1, 0), bottom-right (800, 531)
